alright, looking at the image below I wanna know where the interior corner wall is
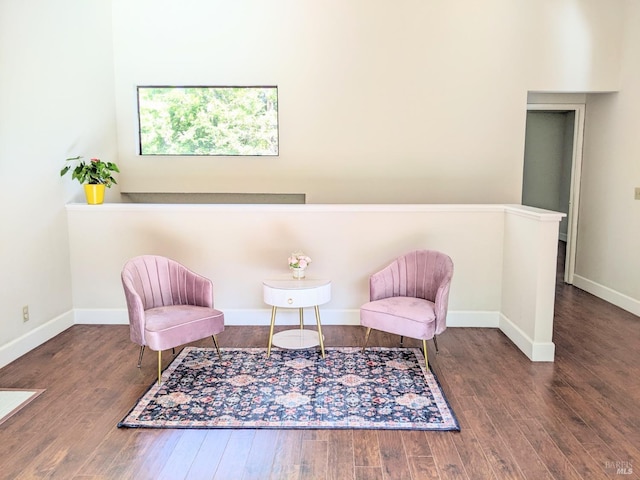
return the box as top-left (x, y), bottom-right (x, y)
top-left (0, 0), bottom-right (119, 361)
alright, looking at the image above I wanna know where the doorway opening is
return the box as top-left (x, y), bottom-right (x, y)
top-left (523, 104), bottom-right (585, 284)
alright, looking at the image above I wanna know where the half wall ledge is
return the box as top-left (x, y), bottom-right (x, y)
top-left (65, 203), bottom-right (564, 362)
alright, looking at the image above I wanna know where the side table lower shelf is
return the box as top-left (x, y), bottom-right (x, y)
top-left (271, 329), bottom-right (325, 350)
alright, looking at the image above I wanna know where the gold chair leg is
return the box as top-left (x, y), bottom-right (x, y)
top-left (212, 335), bottom-right (222, 360)
top-left (433, 335), bottom-right (439, 353)
top-left (267, 306), bottom-right (277, 358)
top-left (299, 308), bottom-right (304, 329)
top-left (137, 345), bottom-right (145, 368)
top-left (314, 305), bottom-right (326, 359)
top-left (362, 327), bottom-right (372, 352)
top-left (422, 339), bottom-right (429, 371)
top-left (157, 350), bottom-right (162, 385)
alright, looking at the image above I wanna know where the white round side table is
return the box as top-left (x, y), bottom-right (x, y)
top-left (262, 277), bottom-right (331, 358)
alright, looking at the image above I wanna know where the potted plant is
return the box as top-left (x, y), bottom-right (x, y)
top-left (60, 156), bottom-right (119, 204)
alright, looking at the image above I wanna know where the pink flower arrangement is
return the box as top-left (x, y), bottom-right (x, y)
top-left (288, 252), bottom-right (312, 269)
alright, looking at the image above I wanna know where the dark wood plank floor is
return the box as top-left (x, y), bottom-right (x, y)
top-left (1, 244), bottom-right (639, 479)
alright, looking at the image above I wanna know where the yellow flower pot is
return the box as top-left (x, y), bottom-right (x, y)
top-left (84, 184), bottom-right (106, 205)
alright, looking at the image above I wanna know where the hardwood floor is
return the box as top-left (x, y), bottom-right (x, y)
top-left (1, 245), bottom-right (639, 479)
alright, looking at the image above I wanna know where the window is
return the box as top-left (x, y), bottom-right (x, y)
top-left (137, 86), bottom-right (278, 156)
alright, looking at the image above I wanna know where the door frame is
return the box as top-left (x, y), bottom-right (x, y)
top-left (526, 103), bottom-right (585, 284)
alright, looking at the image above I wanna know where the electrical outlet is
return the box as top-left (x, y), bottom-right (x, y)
top-left (635, 187), bottom-right (640, 200)
top-left (22, 305), bottom-right (29, 322)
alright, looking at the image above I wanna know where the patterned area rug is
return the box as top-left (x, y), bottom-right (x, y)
top-left (119, 346), bottom-right (459, 431)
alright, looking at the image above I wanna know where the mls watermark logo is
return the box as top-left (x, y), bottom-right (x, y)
top-left (605, 460), bottom-right (633, 475)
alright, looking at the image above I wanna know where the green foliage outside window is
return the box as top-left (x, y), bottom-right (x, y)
top-left (137, 86), bottom-right (278, 156)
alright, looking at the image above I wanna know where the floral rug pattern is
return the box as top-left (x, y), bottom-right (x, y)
top-left (118, 346), bottom-right (460, 431)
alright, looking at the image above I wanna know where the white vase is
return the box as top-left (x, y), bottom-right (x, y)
top-left (292, 267), bottom-right (306, 279)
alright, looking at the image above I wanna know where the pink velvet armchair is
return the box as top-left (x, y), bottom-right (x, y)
top-left (360, 250), bottom-right (454, 370)
top-left (121, 255), bottom-right (225, 384)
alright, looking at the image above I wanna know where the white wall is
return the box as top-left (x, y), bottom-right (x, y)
top-left (524, 1), bottom-right (623, 91)
top-left (0, 0), bottom-right (119, 365)
top-left (574, 0), bottom-right (640, 314)
top-left (111, 0), bottom-right (623, 204)
top-left (501, 208), bottom-right (560, 360)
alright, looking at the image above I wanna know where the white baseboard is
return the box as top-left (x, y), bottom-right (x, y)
top-left (71, 308), bottom-right (503, 328)
top-left (572, 275), bottom-right (640, 317)
top-left (447, 311), bottom-right (500, 328)
top-left (0, 308), bottom-right (538, 369)
top-left (73, 308), bottom-right (130, 325)
top-left (0, 311), bottom-right (74, 369)
top-left (499, 314), bottom-right (555, 361)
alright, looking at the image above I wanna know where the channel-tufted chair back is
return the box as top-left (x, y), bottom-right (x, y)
top-left (360, 250), bottom-right (454, 369)
top-left (121, 255), bottom-right (224, 384)
top-left (368, 250), bottom-right (453, 335)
